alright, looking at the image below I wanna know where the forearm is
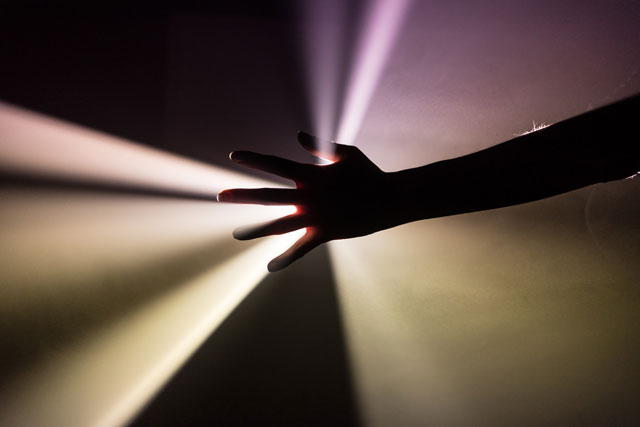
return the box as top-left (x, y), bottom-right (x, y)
top-left (387, 94), bottom-right (640, 223)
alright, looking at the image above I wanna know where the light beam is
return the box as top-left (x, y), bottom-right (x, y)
top-left (0, 102), bottom-right (298, 426)
top-left (336, 0), bottom-right (411, 146)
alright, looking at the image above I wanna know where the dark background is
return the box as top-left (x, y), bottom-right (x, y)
top-left (1, 0), bottom-right (323, 172)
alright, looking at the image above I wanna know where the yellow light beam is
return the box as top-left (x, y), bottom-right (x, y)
top-left (0, 229), bottom-right (304, 427)
top-left (0, 102), bottom-right (300, 427)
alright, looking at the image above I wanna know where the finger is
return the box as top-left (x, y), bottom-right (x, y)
top-left (217, 188), bottom-right (302, 205)
top-left (233, 214), bottom-right (307, 240)
top-left (229, 151), bottom-right (308, 180)
top-left (267, 229), bottom-right (321, 272)
top-left (297, 130), bottom-right (357, 162)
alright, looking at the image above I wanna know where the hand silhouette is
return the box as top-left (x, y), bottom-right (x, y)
top-left (217, 131), bottom-right (394, 272)
top-left (219, 95), bottom-right (640, 272)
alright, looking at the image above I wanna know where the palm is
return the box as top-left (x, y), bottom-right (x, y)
top-left (218, 131), bottom-right (386, 271)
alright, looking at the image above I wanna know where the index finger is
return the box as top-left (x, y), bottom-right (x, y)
top-left (230, 151), bottom-right (308, 181)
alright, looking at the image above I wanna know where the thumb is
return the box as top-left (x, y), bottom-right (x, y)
top-left (297, 131), bottom-right (355, 162)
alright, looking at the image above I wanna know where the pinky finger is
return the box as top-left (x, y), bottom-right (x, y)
top-left (267, 229), bottom-right (321, 272)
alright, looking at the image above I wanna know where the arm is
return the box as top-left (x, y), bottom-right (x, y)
top-left (219, 95), bottom-right (640, 271)
top-left (390, 94), bottom-right (640, 223)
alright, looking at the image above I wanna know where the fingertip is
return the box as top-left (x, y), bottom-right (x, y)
top-left (268, 254), bottom-right (290, 272)
top-left (267, 260), bottom-right (281, 273)
top-left (229, 151), bottom-right (249, 163)
top-left (232, 227), bottom-right (251, 240)
top-left (216, 190), bottom-right (231, 202)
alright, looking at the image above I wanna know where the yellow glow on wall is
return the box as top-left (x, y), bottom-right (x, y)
top-left (0, 226), bottom-right (302, 427)
top-left (0, 103), bottom-right (300, 426)
top-left (329, 189), bottom-right (640, 426)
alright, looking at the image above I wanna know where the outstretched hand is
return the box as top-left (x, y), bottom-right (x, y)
top-left (218, 96), bottom-right (640, 272)
top-left (217, 131), bottom-right (394, 272)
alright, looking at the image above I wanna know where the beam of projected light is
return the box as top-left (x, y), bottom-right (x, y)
top-left (0, 229), bottom-right (303, 427)
top-left (300, 0), bottom-right (347, 144)
top-left (328, 233), bottom-right (464, 427)
top-left (335, 0), bottom-right (411, 147)
top-left (0, 101), bottom-right (271, 196)
top-left (0, 103), bottom-right (301, 426)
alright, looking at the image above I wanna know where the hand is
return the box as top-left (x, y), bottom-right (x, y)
top-left (220, 96), bottom-right (640, 272)
top-left (218, 131), bottom-right (392, 272)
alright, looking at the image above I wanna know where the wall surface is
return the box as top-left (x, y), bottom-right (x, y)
top-left (1, 1), bottom-right (639, 426)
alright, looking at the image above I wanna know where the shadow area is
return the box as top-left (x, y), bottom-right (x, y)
top-left (131, 245), bottom-right (361, 427)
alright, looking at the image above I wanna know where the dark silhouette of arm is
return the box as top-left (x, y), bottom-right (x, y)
top-left (218, 94), bottom-right (640, 271)
top-left (386, 94), bottom-right (640, 225)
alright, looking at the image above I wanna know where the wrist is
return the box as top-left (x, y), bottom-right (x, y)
top-left (382, 169), bottom-right (432, 226)
top-left (385, 160), bottom-right (468, 223)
